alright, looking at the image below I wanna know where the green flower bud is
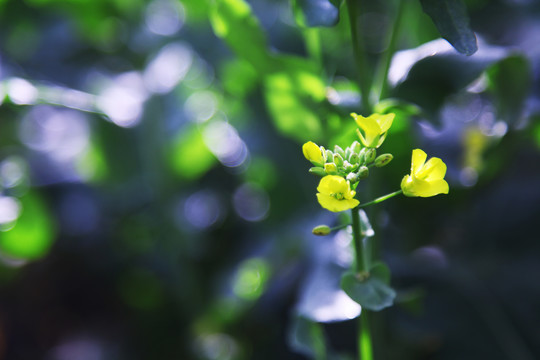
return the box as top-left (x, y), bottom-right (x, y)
top-left (374, 153), bottom-right (393, 167)
top-left (349, 152), bottom-right (359, 165)
top-left (343, 161), bottom-right (354, 172)
top-left (358, 147), bottom-right (367, 164)
top-left (357, 165), bottom-right (369, 179)
top-left (320, 146), bottom-right (327, 162)
top-left (333, 153), bottom-right (344, 167)
top-left (351, 141), bottom-right (361, 154)
top-left (309, 167), bottom-right (327, 177)
top-left (312, 225), bottom-right (331, 236)
top-left (324, 163), bottom-right (338, 175)
top-left (334, 145), bottom-right (345, 158)
top-left (346, 172), bottom-right (359, 183)
top-left (344, 148), bottom-right (352, 161)
top-left (325, 150), bottom-right (334, 163)
top-left (365, 148), bottom-right (376, 164)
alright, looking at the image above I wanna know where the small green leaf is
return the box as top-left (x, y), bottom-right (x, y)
top-left (209, 0), bottom-right (271, 71)
top-left (291, 0), bottom-right (340, 27)
top-left (420, 0), bottom-right (477, 55)
top-left (341, 262), bottom-right (395, 311)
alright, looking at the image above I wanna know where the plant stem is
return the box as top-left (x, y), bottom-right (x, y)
top-left (359, 190), bottom-right (402, 209)
top-left (351, 207), bottom-right (374, 360)
top-left (374, 0), bottom-right (405, 102)
top-left (304, 28), bottom-right (322, 68)
top-left (346, 0), bottom-right (372, 114)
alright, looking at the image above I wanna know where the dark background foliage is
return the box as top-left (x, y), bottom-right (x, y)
top-left (0, 0), bottom-right (540, 359)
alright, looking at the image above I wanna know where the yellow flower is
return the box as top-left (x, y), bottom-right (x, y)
top-left (302, 141), bottom-right (325, 166)
top-left (401, 149), bottom-right (449, 197)
top-left (316, 175), bottom-right (360, 212)
top-left (351, 113), bottom-right (395, 148)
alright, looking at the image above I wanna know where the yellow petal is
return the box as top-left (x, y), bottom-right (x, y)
top-left (302, 141), bottom-right (324, 164)
top-left (353, 114), bottom-right (380, 147)
top-left (317, 175), bottom-right (348, 195)
top-left (411, 149), bottom-right (427, 175)
top-left (374, 113), bottom-right (395, 133)
top-left (317, 193), bottom-right (359, 212)
top-left (417, 157), bottom-right (446, 181)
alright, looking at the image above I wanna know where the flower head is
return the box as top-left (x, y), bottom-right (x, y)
top-left (401, 149), bottom-right (449, 197)
top-left (302, 141), bottom-right (325, 166)
top-left (351, 113), bottom-right (395, 148)
top-left (316, 175), bottom-right (360, 212)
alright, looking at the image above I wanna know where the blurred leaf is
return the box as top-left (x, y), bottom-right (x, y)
top-left (0, 192), bottom-right (55, 260)
top-left (232, 257), bottom-right (270, 301)
top-left (392, 40), bottom-right (508, 114)
top-left (341, 262), bottom-right (395, 311)
top-left (486, 55), bottom-right (531, 126)
top-left (118, 269), bottom-right (164, 310)
top-left (288, 316), bottom-right (327, 359)
top-left (419, 0), bottom-right (477, 55)
top-left (264, 56), bottom-right (326, 142)
top-left (221, 59), bottom-right (259, 98)
top-left (169, 124), bottom-right (217, 180)
top-left (291, 0), bottom-right (341, 27)
top-left (209, 0), bottom-right (271, 71)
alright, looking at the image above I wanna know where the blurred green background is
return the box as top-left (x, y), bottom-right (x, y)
top-left (1, 0), bottom-right (540, 359)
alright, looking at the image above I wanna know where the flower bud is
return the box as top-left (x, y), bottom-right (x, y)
top-left (312, 225), bottom-right (331, 236)
top-left (349, 152), bottom-right (359, 165)
top-left (344, 148), bottom-right (352, 161)
top-left (334, 145), bottom-right (345, 158)
top-left (333, 153), bottom-right (344, 167)
top-left (309, 167), bottom-right (327, 177)
top-left (324, 163), bottom-right (338, 175)
top-left (346, 172), bottom-right (359, 183)
top-left (351, 141), bottom-right (361, 154)
top-left (365, 148), bottom-right (376, 164)
top-left (374, 153), bottom-right (393, 167)
top-left (343, 161), bottom-right (354, 172)
top-left (357, 165), bottom-right (369, 179)
top-left (325, 150), bottom-right (334, 163)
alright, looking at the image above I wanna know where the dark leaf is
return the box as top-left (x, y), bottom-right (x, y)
top-left (420, 0), bottom-right (477, 55)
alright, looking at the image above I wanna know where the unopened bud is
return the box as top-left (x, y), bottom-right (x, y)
top-left (374, 153), bottom-right (393, 167)
top-left (349, 153), bottom-right (359, 165)
top-left (343, 161), bottom-right (354, 172)
top-left (357, 166), bottom-right (369, 179)
top-left (365, 148), bottom-right (376, 163)
top-left (333, 153), bottom-right (344, 167)
top-left (312, 225), bottom-right (331, 236)
top-left (346, 172), bottom-right (359, 183)
top-left (334, 145), bottom-right (345, 158)
top-left (325, 150), bottom-right (334, 163)
top-left (309, 167), bottom-right (327, 177)
top-left (351, 141), bottom-right (361, 154)
top-left (344, 148), bottom-right (352, 161)
top-left (324, 163), bottom-right (338, 175)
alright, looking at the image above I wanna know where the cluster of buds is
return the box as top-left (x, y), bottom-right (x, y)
top-left (303, 140), bottom-right (393, 185)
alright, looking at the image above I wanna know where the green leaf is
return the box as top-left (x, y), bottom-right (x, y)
top-left (263, 56), bottom-right (326, 142)
top-left (420, 0), bottom-right (477, 55)
top-left (486, 55), bottom-right (531, 126)
top-left (341, 262), bottom-right (396, 311)
top-left (288, 316), bottom-right (327, 358)
top-left (0, 192), bottom-right (56, 260)
top-left (169, 124), bottom-right (217, 180)
top-left (209, 0), bottom-right (271, 71)
top-left (292, 0), bottom-right (341, 27)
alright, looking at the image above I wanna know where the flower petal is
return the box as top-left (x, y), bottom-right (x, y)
top-left (353, 113), bottom-right (380, 147)
top-left (375, 113), bottom-right (395, 133)
top-left (317, 175), bottom-right (348, 195)
top-left (302, 141), bottom-right (324, 164)
top-left (317, 193), bottom-right (359, 212)
top-left (417, 157), bottom-right (446, 181)
top-left (411, 149), bottom-right (427, 175)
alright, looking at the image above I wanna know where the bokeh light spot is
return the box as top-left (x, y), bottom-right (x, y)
top-left (233, 257), bottom-right (270, 300)
top-left (232, 183), bottom-right (269, 222)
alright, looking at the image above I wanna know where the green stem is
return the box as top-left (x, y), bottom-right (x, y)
top-left (359, 190), bottom-right (402, 209)
top-left (374, 0), bottom-right (405, 102)
top-left (360, 311), bottom-right (373, 360)
top-left (346, 0), bottom-right (372, 114)
top-left (351, 207), bottom-right (373, 360)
